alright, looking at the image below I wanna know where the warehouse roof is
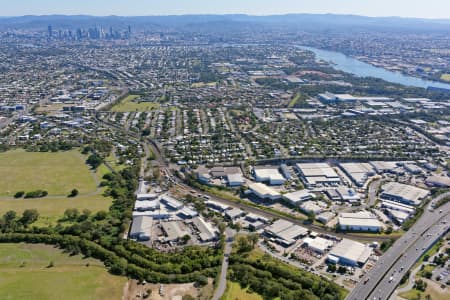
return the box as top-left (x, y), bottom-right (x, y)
top-left (329, 239), bottom-right (371, 264)
top-left (381, 182), bottom-right (429, 206)
top-left (303, 237), bottom-right (333, 253)
top-left (249, 182), bottom-right (281, 198)
top-left (282, 189), bottom-right (315, 204)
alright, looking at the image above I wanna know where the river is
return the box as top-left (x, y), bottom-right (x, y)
top-left (299, 46), bottom-right (450, 90)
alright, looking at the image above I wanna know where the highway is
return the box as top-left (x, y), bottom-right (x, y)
top-left (347, 193), bottom-right (450, 300)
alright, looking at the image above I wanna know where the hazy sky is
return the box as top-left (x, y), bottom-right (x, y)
top-left (1, 0), bottom-right (450, 19)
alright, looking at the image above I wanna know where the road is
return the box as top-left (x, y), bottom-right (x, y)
top-left (212, 229), bottom-right (234, 300)
top-left (367, 179), bottom-right (382, 207)
top-left (370, 214), bottom-right (449, 300)
top-left (347, 193), bottom-right (450, 300)
top-left (96, 116), bottom-right (399, 243)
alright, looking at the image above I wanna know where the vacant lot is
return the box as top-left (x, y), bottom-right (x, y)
top-left (0, 194), bottom-right (112, 226)
top-left (399, 278), bottom-right (448, 300)
top-left (112, 95), bottom-right (160, 112)
top-left (0, 149), bottom-right (97, 196)
top-left (0, 243), bottom-right (126, 300)
top-left (221, 282), bottom-right (263, 300)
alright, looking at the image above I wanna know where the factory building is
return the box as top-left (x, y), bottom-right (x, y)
top-left (295, 163), bottom-right (341, 187)
top-left (129, 216), bottom-right (153, 241)
top-left (380, 182), bottom-right (429, 206)
top-left (338, 211), bottom-right (382, 232)
top-left (328, 239), bottom-right (372, 267)
top-left (248, 182), bottom-right (281, 200)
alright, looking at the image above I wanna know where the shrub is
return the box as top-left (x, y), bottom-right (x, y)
top-left (14, 191), bottom-right (25, 198)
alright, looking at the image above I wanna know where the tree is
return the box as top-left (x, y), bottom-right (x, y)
top-left (3, 210), bottom-right (17, 224)
top-left (182, 295), bottom-right (195, 300)
top-left (94, 210), bottom-right (108, 221)
top-left (327, 264), bottom-right (337, 272)
top-left (14, 191), bottom-right (25, 198)
top-left (20, 209), bottom-right (39, 226)
top-left (86, 154), bottom-right (103, 169)
top-left (64, 208), bottom-right (79, 221)
top-left (182, 234), bottom-right (191, 244)
top-left (234, 222), bottom-right (241, 233)
top-left (218, 222), bottom-right (226, 235)
top-left (194, 274), bottom-right (208, 287)
top-left (248, 233), bottom-right (259, 248)
top-left (68, 189), bottom-right (79, 198)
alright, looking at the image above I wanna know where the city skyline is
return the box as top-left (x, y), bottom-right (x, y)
top-left (1, 0), bottom-right (450, 19)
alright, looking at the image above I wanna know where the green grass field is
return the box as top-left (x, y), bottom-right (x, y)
top-left (0, 149), bottom-right (112, 225)
top-left (0, 243), bottom-right (125, 300)
top-left (111, 95), bottom-right (160, 112)
top-left (221, 282), bottom-right (263, 300)
top-left (0, 149), bottom-right (97, 196)
top-left (440, 74), bottom-right (450, 82)
top-left (288, 93), bottom-right (301, 108)
top-left (0, 194), bottom-right (112, 226)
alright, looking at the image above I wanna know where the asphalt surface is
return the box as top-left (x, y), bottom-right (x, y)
top-left (140, 136), bottom-right (392, 243)
top-left (212, 229), bottom-right (234, 300)
top-left (367, 179), bottom-right (382, 207)
top-left (347, 193), bottom-right (450, 300)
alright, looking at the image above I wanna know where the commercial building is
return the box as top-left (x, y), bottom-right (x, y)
top-left (425, 175), bottom-right (450, 188)
top-left (295, 163), bottom-right (341, 187)
top-left (248, 182), bottom-right (281, 200)
top-left (339, 163), bottom-right (375, 187)
top-left (300, 201), bottom-right (326, 215)
top-left (338, 211), bottom-right (382, 232)
top-left (253, 167), bottom-right (286, 185)
top-left (282, 190), bottom-right (315, 206)
top-left (161, 221), bottom-right (189, 242)
top-left (328, 239), bottom-right (372, 266)
top-left (129, 216), bottom-right (153, 241)
top-left (136, 193), bottom-right (158, 201)
top-left (264, 219), bottom-right (308, 246)
top-left (191, 217), bottom-right (218, 242)
top-left (303, 237), bottom-right (333, 254)
top-left (225, 208), bottom-right (245, 220)
top-left (206, 200), bottom-right (230, 212)
top-left (336, 187), bottom-right (360, 203)
top-left (316, 211), bottom-right (335, 224)
top-left (380, 182), bottom-right (429, 206)
top-left (370, 161), bottom-right (405, 175)
top-left (227, 173), bottom-right (245, 187)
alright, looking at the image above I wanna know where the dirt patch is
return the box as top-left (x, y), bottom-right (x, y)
top-left (123, 279), bottom-right (214, 300)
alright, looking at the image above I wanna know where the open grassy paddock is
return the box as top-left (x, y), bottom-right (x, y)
top-left (111, 94), bottom-right (160, 112)
top-left (0, 149), bottom-right (97, 196)
top-left (0, 194), bottom-right (112, 226)
top-left (0, 149), bottom-right (112, 225)
top-left (221, 282), bottom-right (263, 300)
top-left (0, 243), bottom-right (125, 300)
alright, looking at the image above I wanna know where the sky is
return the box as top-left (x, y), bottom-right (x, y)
top-left (1, 0), bottom-right (450, 19)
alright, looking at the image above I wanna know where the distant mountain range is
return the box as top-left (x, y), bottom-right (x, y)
top-left (0, 14), bottom-right (449, 32)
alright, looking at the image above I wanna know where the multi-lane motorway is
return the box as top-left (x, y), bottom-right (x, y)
top-left (347, 193), bottom-right (450, 300)
top-left (97, 115), bottom-right (450, 300)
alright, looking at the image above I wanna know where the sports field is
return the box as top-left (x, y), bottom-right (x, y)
top-left (0, 149), bottom-right (97, 196)
top-left (0, 243), bottom-right (126, 300)
top-left (111, 95), bottom-right (160, 112)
